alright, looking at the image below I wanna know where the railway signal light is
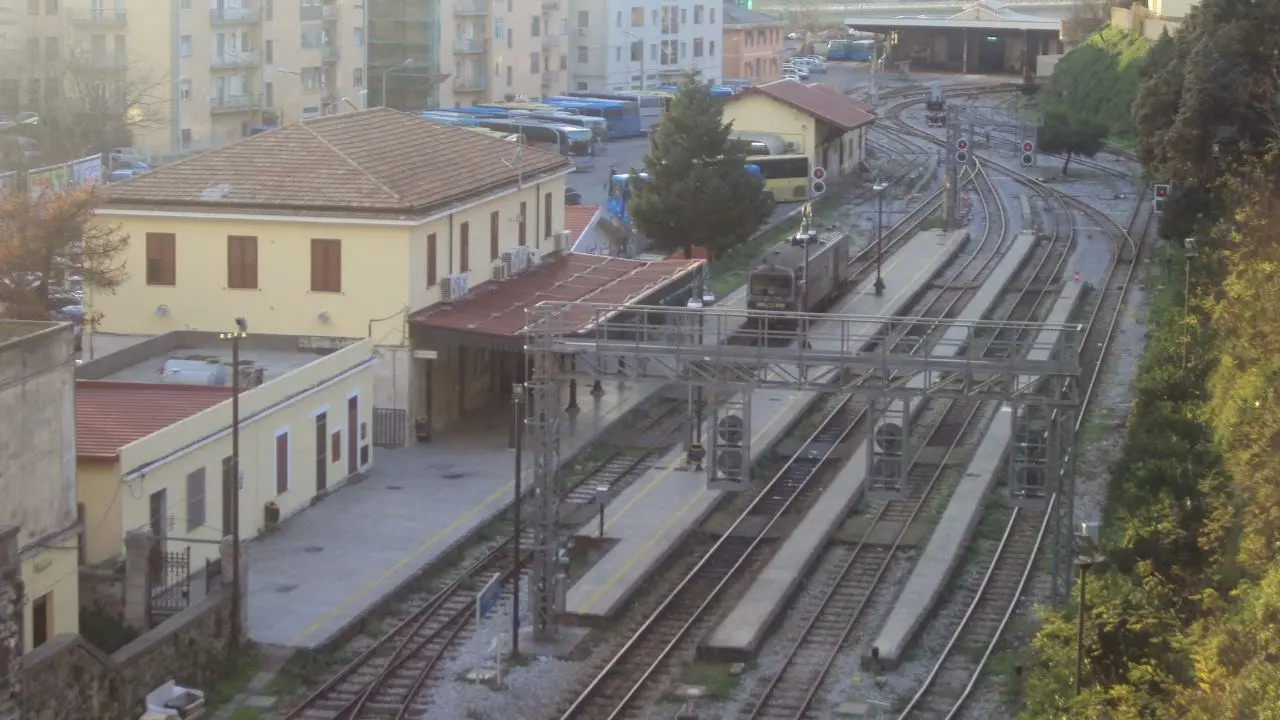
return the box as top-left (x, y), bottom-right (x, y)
top-left (1154, 184), bottom-right (1170, 199)
top-left (811, 166), bottom-right (827, 196)
top-left (1021, 153), bottom-right (1035, 167)
top-left (956, 137), bottom-right (969, 151)
top-left (955, 149), bottom-right (969, 164)
top-left (714, 414), bottom-right (747, 482)
top-left (1021, 140), bottom-right (1034, 154)
top-left (1154, 184), bottom-right (1170, 214)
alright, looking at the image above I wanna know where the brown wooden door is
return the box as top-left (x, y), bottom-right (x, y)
top-left (149, 488), bottom-right (167, 585)
top-left (347, 396), bottom-right (358, 475)
top-left (315, 412), bottom-right (328, 492)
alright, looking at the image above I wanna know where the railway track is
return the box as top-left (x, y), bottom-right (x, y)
top-left (284, 403), bottom-right (686, 720)
top-left (873, 87), bottom-right (1152, 718)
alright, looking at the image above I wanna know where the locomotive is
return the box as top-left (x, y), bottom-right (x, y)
top-left (747, 204), bottom-right (853, 319)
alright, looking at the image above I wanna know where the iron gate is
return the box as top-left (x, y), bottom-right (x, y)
top-left (149, 546), bottom-right (191, 624)
top-left (372, 407), bottom-right (407, 448)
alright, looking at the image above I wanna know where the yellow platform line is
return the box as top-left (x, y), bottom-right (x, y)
top-left (573, 239), bottom-right (951, 614)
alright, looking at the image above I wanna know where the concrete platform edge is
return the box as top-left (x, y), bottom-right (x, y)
top-left (304, 383), bottom-right (670, 654)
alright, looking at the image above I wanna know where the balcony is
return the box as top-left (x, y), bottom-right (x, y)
top-left (210, 5), bottom-right (262, 24)
top-left (541, 34), bottom-right (561, 49)
top-left (209, 94), bottom-right (264, 114)
top-left (453, 76), bottom-right (486, 92)
top-left (453, 38), bottom-right (487, 54)
top-left (321, 44), bottom-right (341, 62)
top-left (541, 71), bottom-right (555, 86)
top-left (210, 50), bottom-right (260, 69)
top-left (67, 8), bottom-right (127, 25)
top-left (322, 3), bottom-right (340, 20)
top-left (453, 0), bottom-right (488, 15)
top-left (541, 0), bottom-right (558, 8)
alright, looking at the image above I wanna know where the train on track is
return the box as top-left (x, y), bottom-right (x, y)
top-left (747, 203), bottom-right (853, 319)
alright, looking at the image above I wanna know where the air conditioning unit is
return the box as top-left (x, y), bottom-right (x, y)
top-left (492, 262), bottom-right (508, 281)
top-left (440, 272), bottom-right (470, 303)
top-left (527, 248), bottom-right (541, 265)
top-left (783, 141), bottom-right (799, 153)
top-left (549, 229), bottom-right (571, 254)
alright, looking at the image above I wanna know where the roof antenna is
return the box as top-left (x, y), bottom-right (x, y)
top-left (501, 142), bottom-right (525, 189)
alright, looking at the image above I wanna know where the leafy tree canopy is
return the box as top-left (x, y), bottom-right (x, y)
top-left (1037, 105), bottom-right (1109, 176)
top-left (627, 69), bottom-right (771, 259)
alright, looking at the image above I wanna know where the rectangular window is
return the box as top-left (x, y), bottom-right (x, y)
top-left (694, 4), bottom-right (704, 23)
top-left (226, 235), bottom-right (258, 289)
top-left (530, 52), bottom-right (540, 73)
top-left (489, 211), bottom-right (500, 260)
top-left (709, 7), bottom-right (715, 23)
top-left (518, 201), bottom-right (527, 246)
top-left (577, 45), bottom-right (588, 63)
top-left (265, 39), bottom-right (274, 63)
top-left (331, 430), bottom-right (341, 462)
top-left (459, 221), bottom-right (470, 273)
top-left (353, 67), bottom-right (364, 86)
top-left (531, 15), bottom-right (541, 36)
top-left (31, 593), bottom-right (49, 649)
top-left (427, 232), bottom-right (438, 286)
top-left (44, 0), bottom-right (56, 13)
top-left (693, 38), bottom-right (703, 57)
top-left (630, 41), bottom-right (642, 61)
top-left (630, 6), bottom-right (643, 26)
top-left (310, 238), bottom-right (341, 292)
top-left (27, 0), bottom-right (36, 15)
top-left (145, 233), bottom-right (176, 286)
top-left (577, 10), bottom-right (589, 27)
top-left (544, 191), bottom-right (552, 241)
top-left (180, 35), bottom-right (191, 57)
top-left (275, 430), bottom-right (289, 494)
top-left (186, 467), bottom-right (206, 531)
top-left (44, 37), bottom-right (59, 62)
top-left (221, 456), bottom-right (234, 537)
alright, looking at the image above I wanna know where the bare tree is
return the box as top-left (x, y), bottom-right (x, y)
top-left (0, 184), bottom-right (129, 320)
top-left (7, 40), bottom-right (164, 165)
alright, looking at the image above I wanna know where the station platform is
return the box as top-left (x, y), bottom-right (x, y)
top-left (565, 228), bottom-right (967, 623)
top-left (244, 379), bottom-right (665, 650)
top-left (866, 406), bottom-right (1014, 669)
top-left (701, 230), bottom-right (1038, 659)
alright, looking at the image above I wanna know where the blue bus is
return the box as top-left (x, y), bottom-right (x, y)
top-left (418, 111), bottom-right (480, 126)
top-left (543, 96), bottom-right (643, 139)
top-left (568, 92), bottom-right (664, 132)
top-left (827, 39), bottom-right (875, 61)
top-left (455, 105), bottom-right (608, 144)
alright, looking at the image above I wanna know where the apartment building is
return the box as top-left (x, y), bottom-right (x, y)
top-left (368, 0), bottom-right (569, 111)
top-left (13, 0), bottom-right (366, 158)
top-left (722, 2), bottom-right (783, 84)
top-left (568, 0), bottom-right (722, 93)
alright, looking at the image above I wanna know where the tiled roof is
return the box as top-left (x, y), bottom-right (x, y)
top-left (806, 82), bottom-right (875, 113)
top-left (76, 381), bottom-right (231, 460)
top-left (723, 3), bottom-right (785, 26)
top-left (564, 205), bottom-right (601, 245)
top-left (737, 80), bottom-right (877, 132)
top-left (105, 108), bottom-right (574, 216)
top-left (411, 252), bottom-right (703, 337)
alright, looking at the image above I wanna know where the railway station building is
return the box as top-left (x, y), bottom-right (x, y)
top-left (87, 108), bottom-right (583, 447)
top-left (845, 0), bottom-right (1065, 79)
top-left (722, 79), bottom-right (876, 181)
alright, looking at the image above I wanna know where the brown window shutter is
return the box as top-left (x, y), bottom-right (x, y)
top-left (460, 222), bottom-right (470, 273)
top-left (544, 191), bottom-right (552, 240)
top-left (519, 201), bottom-right (527, 246)
top-left (275, 433), bottom-right (289, 493)
top-left (310, 239), bottom-right (323, 290)
top-left (490, 211), bottom-right (499, 260)
top-left (427, 232), bottom-right (437, 287)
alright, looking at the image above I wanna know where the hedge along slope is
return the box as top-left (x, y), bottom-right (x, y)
top-left (1045, 24), bottom-right (1152, 137)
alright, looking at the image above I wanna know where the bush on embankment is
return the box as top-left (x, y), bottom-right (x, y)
top-left (1043, 24), bottom-right (1151, 138)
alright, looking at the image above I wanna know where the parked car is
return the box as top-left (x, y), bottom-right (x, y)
top-left (565, 187), bottom-right (582, 206)
top-left (793, 57), bottom-right (828, 73)
top-left (109, 147), bottom-right (147, 166)
top-left (781, 64), bottom-right (810, 79)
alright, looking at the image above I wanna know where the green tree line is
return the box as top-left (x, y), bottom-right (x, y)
top-left (1021, 0), bottom-right (1280, 716)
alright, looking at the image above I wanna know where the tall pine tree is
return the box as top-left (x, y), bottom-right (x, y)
top-left (627, 69), bottom-right (771, 259)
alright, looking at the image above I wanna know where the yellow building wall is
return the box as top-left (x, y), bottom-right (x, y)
top-left (99, 341), bottom-right (376, 568)
top-left (89, 215), bottom-right (413, 344)
top-left (722, 94), bottom-right (818, 170)
top-left (76, 461), bottom-right (126, 567)
top-left (20, 538), bottom-right (80, 651)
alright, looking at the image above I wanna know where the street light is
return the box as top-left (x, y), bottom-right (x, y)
top-left (685, 275), bottom-right (714, 463)
top-left (621, 30), bottom-right (646, 90)
top-left (873, 180), bottom-right (889, 296)
top-left (510, 383), bottom-right (524, 658)
top-left (382, 58), bottom-right (413, 108)
top-left (218, 317), bottom-right (249, 650)
top-left (1074, 521), bottom-right (1105, 696)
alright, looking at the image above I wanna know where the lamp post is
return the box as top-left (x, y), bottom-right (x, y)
top-left (622, 30), bottom-right (645, 90)
top-left (510, 383), bottom-right (524, 658)
top-left (218, 317), bottom-right (249, 650)
top-left (381, 58), bottom-right (413, 108)
top-left (873, 180), bottom-right (889, 296)
top-left (1074, 521), bottom-right (1104, 696)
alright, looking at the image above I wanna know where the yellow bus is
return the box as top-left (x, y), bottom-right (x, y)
top-left (746, 154), bottom-right (811, 203)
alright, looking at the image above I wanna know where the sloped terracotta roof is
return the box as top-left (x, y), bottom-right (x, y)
top-left (411, 252), bottom-right (702, 337)
top-left (806, 82), bottom-right (875, 114)
top-left (105, 108), bottom-right (573, 216)
top-left (736, 80), bottom-right (876, 132)
top-left (564, 205), bottom-right (601, 245)
top-left (76, 381), bottom-right (231, 460)
top-left (723, 3), bottom-right (785, 27)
